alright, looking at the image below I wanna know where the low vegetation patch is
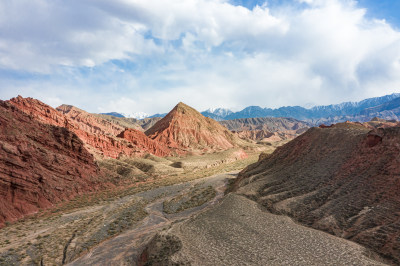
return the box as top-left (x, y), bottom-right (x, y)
top-left (163, 185), bottom-right (216, 214)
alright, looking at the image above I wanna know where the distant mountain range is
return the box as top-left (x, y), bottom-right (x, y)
top-left (100, 112), bottom-right (125, 118)
top-left (204, 93), bottom-right (400, 122)
top-left (101, 93), bottom-right (400, 124)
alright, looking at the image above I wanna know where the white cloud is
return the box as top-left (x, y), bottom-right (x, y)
top-left (0, 0), bottom-right (399, 113)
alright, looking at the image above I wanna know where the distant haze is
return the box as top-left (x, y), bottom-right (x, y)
top-left (0, 0), bottom-right (399, 114)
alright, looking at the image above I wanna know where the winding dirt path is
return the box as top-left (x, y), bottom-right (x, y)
top-left (68, 171), bottom-right (238, 266)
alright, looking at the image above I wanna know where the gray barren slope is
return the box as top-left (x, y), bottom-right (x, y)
top-left (142, 194), bottom-right (385, 266)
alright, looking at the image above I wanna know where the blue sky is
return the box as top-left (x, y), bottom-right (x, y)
top-left (358, 0), bottom-right (400, 28)
top-left (0, 0), bottom-right (399, 116)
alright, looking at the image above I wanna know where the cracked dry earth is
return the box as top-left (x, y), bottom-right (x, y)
top-left (141, 194), bottom-right (387, 266)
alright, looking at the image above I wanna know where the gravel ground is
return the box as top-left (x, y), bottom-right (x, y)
top-left (144, 194), bottom-right (386, 266)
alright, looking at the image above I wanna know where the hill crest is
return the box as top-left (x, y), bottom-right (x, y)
top-left (146, 102), bottom-right (243, 154)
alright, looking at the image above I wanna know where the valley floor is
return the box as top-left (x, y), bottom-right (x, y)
top-left (0, 147), bottom-right (388, 266)
top-left (0, 151), bottom-right (259, 266)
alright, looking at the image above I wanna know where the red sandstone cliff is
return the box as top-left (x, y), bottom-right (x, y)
top-left (0, 100), bottom-right (101, 227)
top-left (8, 96), bottom-right (165, 158)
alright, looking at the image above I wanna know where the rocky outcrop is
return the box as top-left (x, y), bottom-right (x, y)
top-left (234, 123), bottom-right (400, 264)
top-left (146, 102), bottom-right (244, 154)
top-left (0, 100), bottom-right (101, 227)
top-left (117, 129), bottom-right (172, 157)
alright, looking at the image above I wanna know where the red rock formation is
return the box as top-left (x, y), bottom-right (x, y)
top-left (7, 96), bottom-right (165, 159)
top-left (117, 129), bottom-right (172, 157)
top-left (145, 102), bottom-right (241, 154)
top-left (57, 104), bottom-right (125, 136)
top-left (0, 100), bottom-right (101, 227)
top-left (8, 95), bottom-right (69, 128)
top-left (235, 123), bottom-right (400, 264)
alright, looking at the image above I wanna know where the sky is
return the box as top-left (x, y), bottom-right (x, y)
top-left (0, 0), bottom-right (400, 115)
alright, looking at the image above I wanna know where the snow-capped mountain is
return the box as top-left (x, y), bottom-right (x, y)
top-left (121, 112), bottom-right (149, 119)
top-left (203, 108), bottom-right (233, 117)
top-left (103, 93), bottom-right (400, 124)
top-left (220, 93), bottom-right (400, 121)
top-left (201, 108), bottom-right (233, 121)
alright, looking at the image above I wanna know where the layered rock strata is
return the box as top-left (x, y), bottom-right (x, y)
top-left (0, 100), bottom-right (100, 227)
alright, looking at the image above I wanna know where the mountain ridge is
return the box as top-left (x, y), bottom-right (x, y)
top-left (223, 93), bottom-right (400, 121)
top-left (116, 93), bottom-right (400, 124)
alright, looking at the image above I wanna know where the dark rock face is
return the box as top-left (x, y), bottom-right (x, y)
top-left (235, 123), bottom-right (400, 264)
top-left (0, 101), bottom-right (100, 227)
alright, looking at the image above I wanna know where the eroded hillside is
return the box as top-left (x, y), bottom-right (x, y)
top-left (234, 122), bottom-right (400, 264)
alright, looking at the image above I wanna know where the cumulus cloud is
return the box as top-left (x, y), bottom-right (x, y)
top-left (0, 0), bottom-right (399, 113)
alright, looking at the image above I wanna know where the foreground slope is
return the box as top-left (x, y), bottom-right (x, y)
top-left (141, 194), bottom-right (384, 265)
top-left (0, 101), bottom-right (101, 227)
top-left (234, 123), bottom-right (400, 264)
top-left (146, 102), bottom-right (245, 154)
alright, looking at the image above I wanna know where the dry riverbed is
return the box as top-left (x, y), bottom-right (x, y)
top-left (0, 170), bottom-right (238, 266)
top-left (68, 172), bottom-right (236, 265)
